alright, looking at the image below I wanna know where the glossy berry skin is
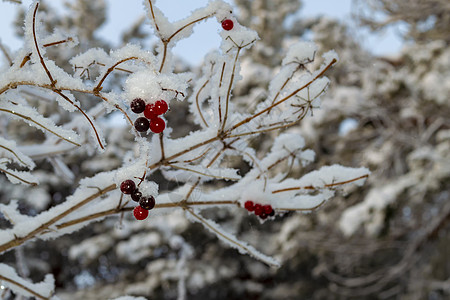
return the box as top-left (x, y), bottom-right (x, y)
top-left (263, 205), bottom-right (273, 215)
top-left (154, 100), bottom-right (168, 115)
top-left (144, 103), bottom-right (157, 120)
top-left (139, 196), bottom-right (156, 210)
top-left (244, 201), bottom-right (255, 211)
top-left (130, 98), bottom-right (146, 114)
top-left (131, 189), bottom-right (142, 202)
top-left (221, 19), bottom-right (234, 31)
top-left (120, 180), bottom-right (136, 194)
top-left (134, 117), bottom-right (150, 132)
top-left (149, 117), bottom-right (165, 133)
top-left (254, 204), bottom-right (263, 216)
top-left (133, 206), bottom-right (149, 220)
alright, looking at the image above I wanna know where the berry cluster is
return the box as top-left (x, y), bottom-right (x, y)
top-left (244, 201), bottom-right (274, 220)
top-left (120, 179), bottom-right (156, 220)
top-left (130, 98), bottom-right (168, 133)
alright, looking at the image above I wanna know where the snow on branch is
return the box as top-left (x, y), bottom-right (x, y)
top-left (0, 263), bottom-right (55, 299)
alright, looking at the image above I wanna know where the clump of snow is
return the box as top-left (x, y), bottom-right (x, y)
top-left (282, 41), bottom-right (317, 65)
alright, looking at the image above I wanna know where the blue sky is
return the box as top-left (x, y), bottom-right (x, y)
top-left (0, 0), bottom-right (403, 66)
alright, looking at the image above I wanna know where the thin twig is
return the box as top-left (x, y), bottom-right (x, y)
top-left (32, 3), bottom-right (55, 86)
top-left (0, 145), bottom-right (30, 167)
top-left (0, 274), bottom-right (49, 300)
top-left (195, 79), bottom-right (210, 127)
top-left (0, 168), bottom-right (37, 186)
top-left (0, 107), bottom-right (81, 146)
top-left (227, 59), bottom-right (337, 133)
top-left (272, 174), bottom-right (369, 194)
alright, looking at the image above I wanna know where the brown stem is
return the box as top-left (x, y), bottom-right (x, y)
top-left (0, 167), bottom-right (37, 186)
top-left (195, 79), bottom-right (210, 127)
top-left (271, 174), bottom-right (369, 194)
top-left (0, 274), bottom-right (49, 300)
top-left (227, 58), bottom-right (337, 133)
top-left (148, 0), bottom-right (160, 32)
top-left (53, 90), bottom-right (104, 149)
top-left (0, 107), bottom-right (81, 146)
top-left (94, 57), bottom-right (138, 92)
top-left (56, 200), bottom-right (238, 230)
top-left (32, 3), bottom-right (55, 86)
top-left (43, 37), bottom-right (73, 48)
top-left (158, 15), bottom-right (211, 72)
top-left (0, 145), bottom-right (30, 167)
top-left (217, 62), bottom-right (226, 124)
top-left (221, 48), bottom-right (241, 132)
top-left (159, 133), bottom-right (165, 160)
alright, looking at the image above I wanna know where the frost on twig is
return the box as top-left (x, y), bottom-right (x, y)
top-left (0, 263), bottom-right (55, 299)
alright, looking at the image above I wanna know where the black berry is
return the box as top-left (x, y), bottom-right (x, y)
top-left (139, 196), bottom-right (155, 210)
top-left (131, 189), bottom-right (142, 202)
top-left (130, 98), bottom-right (146, 114)
top-left (134, 117), bottom-right (150, 132)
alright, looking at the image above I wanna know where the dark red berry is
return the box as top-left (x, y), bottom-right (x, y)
top-left (134, 117), bottom-right (150, 132)
top-left (144, 103), bottom-right (157, 120)
top-left (139, 196), bottom-right (155, 210)
top-left (131, 189), bottom-right (142, 202)
top-left (154, 100), bottom-right (168, 115)
top-left (221, 19), bottom-right (234, 31)
top-left (133, 206), bottom-right (149, 220)
top-left (263, 205), bottom-right (273, 215)
top-left (149, 117), bottom-right (165, 133)
top-left (120, 180), bottom-right (136, 194)
top-left (269, 210), bottom-right (275, 217)
top-left (130, 98), bottom-right (146, 114)
top-left (254, 204), bottom-right (263, 216)
top-left (244, 201), bottom-right (255, 211)
top-left (259, 212), bottom-right (268, 220)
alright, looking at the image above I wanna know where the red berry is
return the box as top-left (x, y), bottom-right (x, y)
top-left (133, 206), bottom-right (149, 220)
top-left (259, 212), bottom-right (268, 220)
top-left (254, 204), bottom-right (263, 216)
top-left (149, 117), bottom-right (165, 133)
top-left (244, 201), bottom-right (255, 211)
top-left (120, 180), bottom-right (136, 194)
top-left (154, 100), bottom-right (168, 115)
top-left (139, 196), bottom-right (156, 210)
top-left (221, 19), bottom-right (234, 31)
top-left (131, 189), bottom-right (142, 202)
top-left (263, 205), bottom-right (273, 215)
top-left (130, 98), bottom-right (146, 114)
top-left (134, 117), bottom-right (150, 132)
top-left (144, 103), bottom-right (157, 120)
